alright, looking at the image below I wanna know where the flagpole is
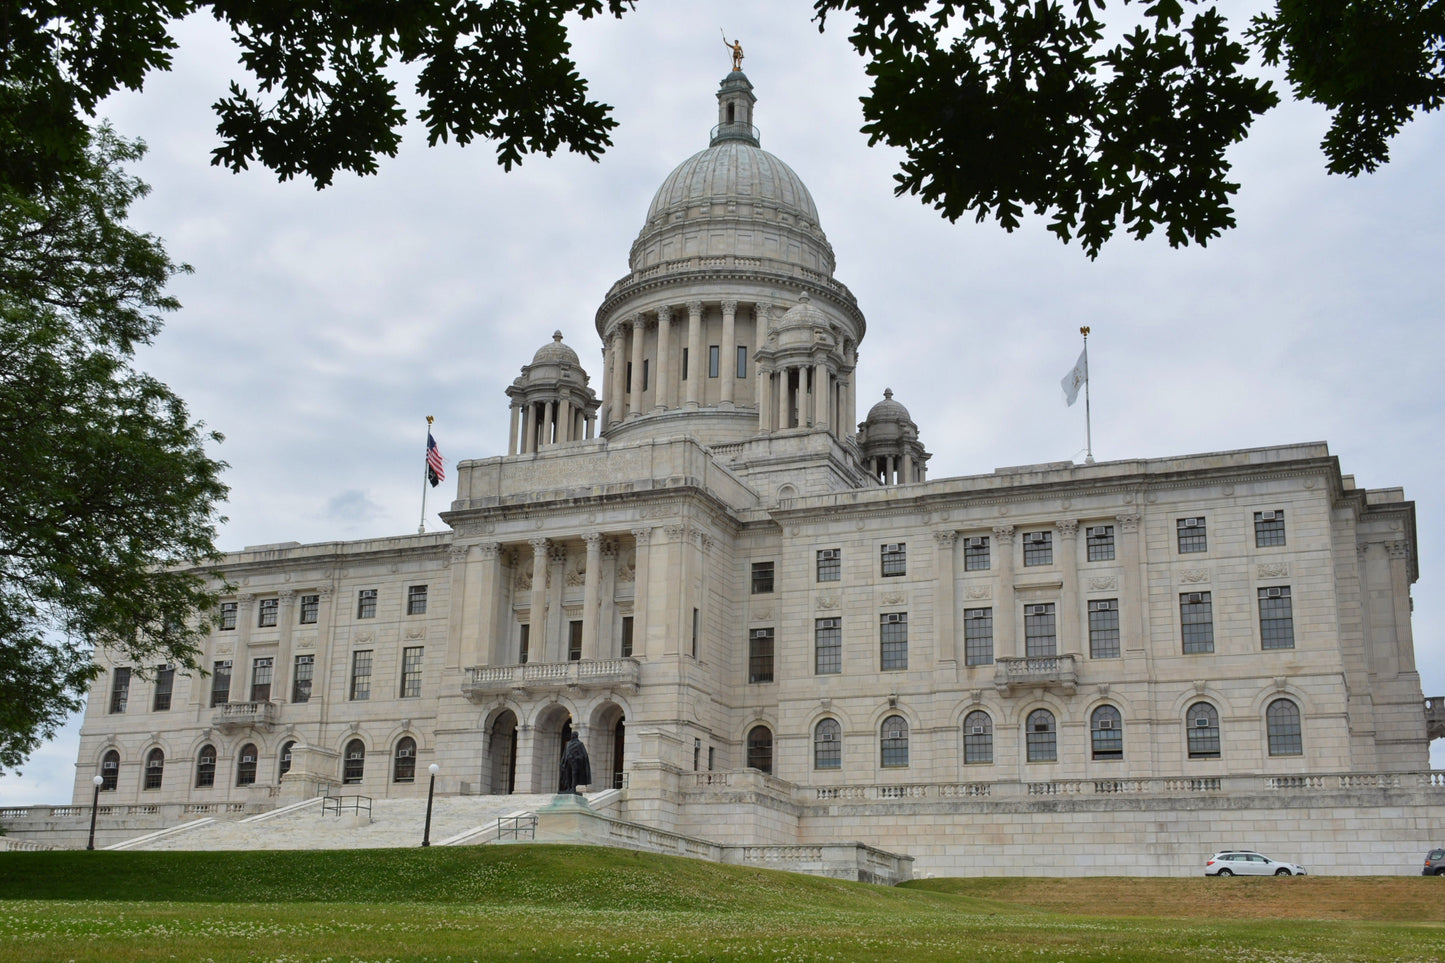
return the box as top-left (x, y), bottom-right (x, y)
top-left (1080, 327), bottom-right (1094, 464)
top-left (419, 415), bottom-right (434, 535)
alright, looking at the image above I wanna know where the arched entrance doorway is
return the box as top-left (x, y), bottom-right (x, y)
top-left (487, 710), bottom-right (518, 794)
top-left (590, 702), bottom-right (626, 789)
top-left (532, 703), bottom-right (573, 793)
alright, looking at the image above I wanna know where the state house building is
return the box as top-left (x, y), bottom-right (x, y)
top-left (68, 70), bottom-right (1438, 874)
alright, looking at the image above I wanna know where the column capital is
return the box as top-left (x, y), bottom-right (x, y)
top-left (529, 536), bottom-right (549, 553)
top-left (721, 299), bottom-right (738, 315)
top-left (449, 546), bottom-right (471, 565)
top-left (630, 315), bottom-right (647, 331)
top-left (476, 541), bottom-right (502, 560)
top-left (1386, 540), bottom-right (1411, 560)
top-left (1115, 513), bottom-right (1141, 533)
top-left (933, 530), bottom-right (958, 548)
top-left (992, 524), bottom-right (1015, 540)
top-left (277, 589), bottom-right (296, 602)
top-left (631, 527), bottom-right (652, 545)
top-left (1056, 519), bottom-right (1079, 539)
top-left (236, 593), bottom-right (256, 610)
top-left (583, 531), bottom-right (604, 549)
top-left (656, 304), bottom-right (672, 323)
top-left (686, 300), bottom-right (703, 317)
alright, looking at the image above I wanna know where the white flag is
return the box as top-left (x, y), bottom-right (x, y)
top-left (1060, 348), bottom-right (1087, 406)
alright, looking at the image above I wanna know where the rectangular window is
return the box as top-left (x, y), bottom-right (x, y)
top-left (518, 623), bottom-right (530, 664)
top-left (292, 654), bottom-right (314, 703)
top-left (299, 594), bottom-right (319, 624)
top-left (880, 613), bottom-right (908, 670)
top-left (1024, 604), bottom-right (1057, 657)
top-left (1022, 531), bottom-right (1053, 567)
top-left (219, 602), bottom-right (237, 631)
top-left (257, 598), bottom-right (278, 627)
top-left (357, 589), bottom-right (377, 619)
top-left (691, 607), bottom-right (699, 659)
top-left (1259, 586), bottom-right (1295, 650)
top-left (625, 361), bottom-right (632, 393)
top-left (1086, 525), bottom-right (1115, 562)
top-left (681, 346), bottom-right (689, 381)
top-left (881, 542), bottom-right (907, 577)
top-left (400, 646), bottom-right (424, 697)
top-left (749, 628), bottom-right (775, 683)
top-left (815, 618), bottom-right (842, 674)
top-left (708, 345), bottom-right (720, 378)
top-left (350, 650), bottom-right (373, 700)
top-left (568, 621), bottom-right (583, 661)
top-left (736, 345), bottom-right (748, 379)
top-left (1088, 599), bottom-right (1120, 659)
top-left (1181, 592), bottom-right (1214, 653)
top-left (109, 667), bottom-right (131, 713)
top-left (751, 561), bottom-right (775, 594)
top-left (407, 585), bottom-right (428, 616)
top-left (816, 548), bottom-right (841, 582)
top-left (152, 665), bottom-right (174, 712)
top-left (1255, 510), bottom-right (1286, 547)
top-left (250, 657), bottom-right (274, 702)
top-left (210, 660), bottom-right (232, 707)
top-left (1177, 517), bottom-right (1208, 554)
top-left (964, 608), bottom-right (994, 666)
top-left (963, 536), bottom-right (990, 572)
top-left (641, 358), bottom-right (649, 391)
top-left (620, 616), bottom-right (634, 658)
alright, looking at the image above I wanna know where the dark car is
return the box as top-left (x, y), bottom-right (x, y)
top-left (1422, 849), bottom-right (1445, 875)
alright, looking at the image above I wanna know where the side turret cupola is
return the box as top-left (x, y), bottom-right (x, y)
top-left (506, 331), bottom-right (600, 454)
top-left (858, 388), bottom-right (930, 485)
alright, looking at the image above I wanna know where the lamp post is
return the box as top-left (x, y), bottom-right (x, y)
top-left (86, 775), bottom-right (103, 851)
top-left (421, 763), bottom-right (439, 847)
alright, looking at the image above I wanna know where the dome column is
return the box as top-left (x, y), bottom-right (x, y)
top-left (813, 362), bottom-right (830, 429)
top-left (777, 367), bottom-right (790, 429)
top-left (600, 338), bottom-right (615, 430)
top-left (528, 539), bottom-right (549, 662)
top-left (654, 305), bottom-right (673, 413)
top-left (628, 316), bottom-right (646, 418)
top-left (543, 400), bottom-right (556, 446)
top-left (685, 301), bottom-right (704, 409)
top-left (508, 403), bottom-right (521, 455)
top-left (756, 365), bottom-right (773, 433)
top-left (558, 398), bottom-right (572, 442)
top-left (720, 300), bottom-right (738, 407)
top-left (609, 331), bottom-right (626, 429)
top-left (846, 351), bottom-right (858, 438)
top-left (901, 451), bottom-right (913, 483)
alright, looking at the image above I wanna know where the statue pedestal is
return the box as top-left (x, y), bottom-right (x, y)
top-left (538, 792), bottom-right (592, 813)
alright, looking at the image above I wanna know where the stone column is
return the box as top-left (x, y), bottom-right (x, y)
top-left (685, 300), bottom-right (704, 408)
top-left (902, 452), bottom-right (914, 484)
top-left (600, 338), bottom-right (614, 430)
top-left (582, 532), bottom-right (603, 661)
top-left (520, 403), bottom-right (532, 453)
top-left (1057, 519), bottom-right (1080, 655)
top-left (1116, 514), bottom-right (1143, 655)
top-left (846, 351), bottom-right (858, 436)
top-left (757, 366), bottom-right (772, 433)
top-left (474, 543), bottom-right (502, 664)
top-left (933, 531), bottom-right (958, 666)
top-left (814, 363), bottom-right (830, 428)
top-left (234, 594), bottom-right (254, 703)
top-left (274, 590), bottom-right (296, 702)
top-left (508, 404), bottom-right (520, 455)
top-left (543, 400), bottom-right (556, 447)
top-left (654, 306), bottom-right (672, 411)
top-left (529, 538), bottom-right (549, 660)
top-left (777, 367), bottom-right (790, 429)
top-left (631, 528), bottom-right (652, 658)
top-left (558, 398), bottom-right (572, 442)
top-left (1387, 540), bottom-right (1416, 673)
top-left (720, 300), bottom-right (737, 405)
top-left (548, 544), bottom-right (568, 661)
top-left (599, 539), bottom-right (618, 657)
top-left (628, 317), bottom-right (646, 418)
top-left (609, 330), bottom-right (626, 429)
top-left (313, 588), bottom-right (335, 704)
top-left (585, 413), bottom-right (596, 439)
top-left (446, 545), bottom-right (470, 670)
top-left (993, 526), bottom-right (1017, 659)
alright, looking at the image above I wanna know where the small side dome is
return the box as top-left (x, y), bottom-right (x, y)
top-left (777, 294), bottom-right (827, 331)
top-left (532, 331), bottom-right (580, 367)
top-left (866, 388), bottom-right (912, 425)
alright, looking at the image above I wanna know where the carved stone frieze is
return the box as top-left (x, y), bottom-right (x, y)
top-left (1088, 576), bottom-right (1118, 591)
top-left (881, 590), bottom-right (907, 605)
top-left (1179, 569), bottom-right (1210, 584)
top-left (965, 584), bottom-right (992, 600)
top-left (815, 595), bottom-right (839, 610)
top-left (1257, 562), bottom-right (1289, 579)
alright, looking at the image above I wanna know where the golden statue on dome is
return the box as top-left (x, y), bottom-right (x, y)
top-left (721, 30), bottom-right (743, 71)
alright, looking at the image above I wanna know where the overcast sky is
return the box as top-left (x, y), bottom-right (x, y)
top-left (4, 2), bottom-right (1442, 804)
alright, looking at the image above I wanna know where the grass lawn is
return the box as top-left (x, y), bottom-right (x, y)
top-left (0, 845), bottom-right (1441, 962)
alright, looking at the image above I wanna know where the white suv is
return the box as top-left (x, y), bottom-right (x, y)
top-left (1205, 851), bottom-right (1307, 876)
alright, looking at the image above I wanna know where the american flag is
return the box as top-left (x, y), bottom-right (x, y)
top-left (426, 432), bottom-right (445, 487)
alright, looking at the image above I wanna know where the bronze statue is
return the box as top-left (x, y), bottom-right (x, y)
top-left (722, 30), bottom-right (743, 72)
top-left (558, 732), bottom-right (591, 794)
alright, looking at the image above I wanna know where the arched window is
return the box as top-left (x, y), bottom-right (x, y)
top-left (343, 739), bottom-right (365, 784)
top-left (236, 743), bottom-right (258, 786)
top-left (99, 749), bottom-right (120, 791)
top-left (1026, 709), bottom-right (1056, 762)
top-left (1090, 705), bottom-right (1123, 760)
top-left (880, 715), bottom-right (909, 768)
top-left (1187, 702), bottom-right (1221, 759)
top-left (143, 748), bottom-right (165, 790)
top-left (746, 725), bottom-right (773, 774)
top-left (1266, 699), bottom-right (1303, 756)
top-left (393, 737), bottom-right (417, 783)
top-left (963, 710), bottom-right (993, 764)
top-left (279, 740), bottom-right (295, 779)
top-left (814, 718), bottom-right (841, 770)
top-left (195, 745), bottom-right (216, 788)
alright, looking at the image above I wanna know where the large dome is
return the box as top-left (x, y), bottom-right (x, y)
top-left (645, 142), bottom-right (820, 227)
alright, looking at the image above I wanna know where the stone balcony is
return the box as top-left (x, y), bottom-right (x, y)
top-left (212, 701), bottom-right (279, 732)
top-left (993, 654), bottom-right (1078, 694)
top-left (462, 658), bottom-right (641, 700)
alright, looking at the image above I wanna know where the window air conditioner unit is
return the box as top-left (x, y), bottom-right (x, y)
top-left (884, 613), bottom-right (903, 623)
top-left (971, 725), bottom-right (986, 734)
top-left (398, 748), bottom-right (414, 757)
top-left (1195, 718), bottom-right (1210, 727)
top-left (1092, 600), bottom-right (1114, 611)
top-left (1259, 510), bottom-right (1277, 520)
top-left (967, 537), bottom-right (984, 548)
top-left (820, 618), bottom-right (839, 628)
top-left (347, 753), bottom-right (363, 761)
top-left (1028, 532), bottom-right (1046, 542)
top-left (1182, 518), bottom-right (1202, 527)
top-left (819, 550), bottom-right (839, 560)
top-left (968, 611), bottom-right (987, 620)
top-left (1029, 605), bottom-right (1049, 615)
top-left (1266, 587), bottom-right (1283, 598)
top-left (883, 543), bottom-right (902, 553)
top-left (1186, 593), bottom-right (1203, 603)
top-left (1098, 720), bottom-right (1114, 729)
top-left (243, 755), bottom-right (256, 763)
